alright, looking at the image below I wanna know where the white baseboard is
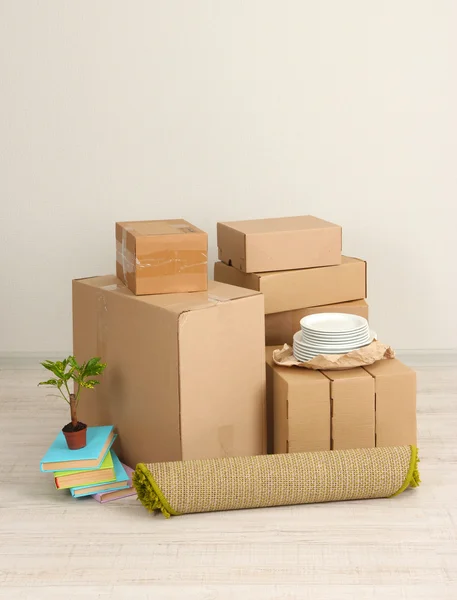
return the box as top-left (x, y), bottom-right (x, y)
top-left (0, 352), bottom-right (72, 369)
top-left (1, 349), bottom-right (456, 369)
top-left (395, 349), bottom-right (457, 367)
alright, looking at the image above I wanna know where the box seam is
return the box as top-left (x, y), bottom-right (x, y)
top-left (320, 372), bottom-right (334, 450)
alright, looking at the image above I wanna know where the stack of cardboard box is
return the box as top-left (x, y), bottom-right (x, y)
top-left (214, 216), bottom-right (417, 454)
top-left (72, 215), bottom-right (416, 468)
top-left (73, 219), bottom-right (267, 469)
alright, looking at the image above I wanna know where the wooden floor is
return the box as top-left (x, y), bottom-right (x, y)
top-left (0, 354), bottom-right (456, 599)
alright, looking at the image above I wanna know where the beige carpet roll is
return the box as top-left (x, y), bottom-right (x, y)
top-left (133, 446), bottom-right (420, 518)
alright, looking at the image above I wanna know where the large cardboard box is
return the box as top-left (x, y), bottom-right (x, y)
top-left (116, 219), bottom-right (208, 295)
top-left (73, 277), bottom-right (266, 467)
top-left (217, 215), bottom-right (341, 273)
top-left (214, 256), bottom-right (366, 314)
top-left (265, 299), bottom-right (369, 346)
top-left (266, 347), bottom-right (416, 454)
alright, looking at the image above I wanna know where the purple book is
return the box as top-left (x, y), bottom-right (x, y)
top-left (92, 463), bottom-right (137, 503)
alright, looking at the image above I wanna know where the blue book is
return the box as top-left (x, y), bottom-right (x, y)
top-left (70, 451), bottom-right (130, 498)
top-left (40, 426), bottom-right (115, 473)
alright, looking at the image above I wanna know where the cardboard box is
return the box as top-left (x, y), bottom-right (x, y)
top-left (265, 299), bottom-right (369, 346)
top-left (364, 360), bottom-right (417, 447)
top-left (73, 277), bottom-right (266, 467)
top-left (266, 348), bottom-right (330, 453)
top-left (217, 215), bottom-right (341, 273)
top-left (266, 347), bottom-right (416, 454)
top-left (323, 368), bottom-right (375, 450)
top-left (214, 256), bottom-right (366, 314)
top-left (116, 219), bottom-right (208, 295)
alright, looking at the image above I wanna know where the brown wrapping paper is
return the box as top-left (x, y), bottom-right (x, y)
top-left (273, 341), bottom-right (395, 370)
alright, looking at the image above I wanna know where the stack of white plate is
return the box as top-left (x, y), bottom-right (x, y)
top-left (293, 313), bottom-right (376, 362)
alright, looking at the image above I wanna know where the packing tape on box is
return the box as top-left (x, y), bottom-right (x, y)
top-left (116, 241), bottom-right (207, 279)
top-left (133, 445), bottom-right (420, 518)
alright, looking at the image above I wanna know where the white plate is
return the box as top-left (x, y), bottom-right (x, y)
top-left (300, 313), bottom-right (368, 334)
top-left (293, 330), bottom-right (376, 356)
top-left (294, 343), bottom-right (375, 357)
top-left (300, 333), bottom-right (371, 347)
top-left (301, 327), bottom-right (370, 341)
top-left (294, 331), bottom-right (372, 351)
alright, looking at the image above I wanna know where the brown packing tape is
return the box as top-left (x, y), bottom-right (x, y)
top-left (135, 250), bottom-right (207, 277)
top-left (116, 244), bottom-right (207, 278)
top-left (169, 223), bottom-right (200, 234)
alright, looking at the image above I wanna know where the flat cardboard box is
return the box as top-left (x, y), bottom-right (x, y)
top-left (266, 348), bottom-right (416, 454)
top-left (265, 299), bottom-right (369, 346)
top-left (73, 277), bottom-right (266, 467)
top-left (116, 219), bottom-right (208, 295)
top-left (364, 359), bottom-right (417, 447)
top-left (214, 256), bottom-right (367, 314)
top-left (217, 215), bottom-right (342, 273)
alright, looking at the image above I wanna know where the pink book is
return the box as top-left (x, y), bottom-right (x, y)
top-left (92, 463), bottom-right (137, 503)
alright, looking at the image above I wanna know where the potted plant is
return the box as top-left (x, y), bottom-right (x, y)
top-left (38, 356), bottom-right (107, 450)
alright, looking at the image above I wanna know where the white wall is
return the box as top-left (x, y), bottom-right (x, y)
top-left (1, 1), bottom-right (456, 353)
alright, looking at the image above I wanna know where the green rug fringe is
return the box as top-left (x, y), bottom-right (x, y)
top-left (391, 445), bottom-right (421, 497)
top-left (132, 463), bottom-right (180, 518)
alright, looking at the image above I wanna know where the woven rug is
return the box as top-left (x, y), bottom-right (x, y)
top-left (133, 446), bottom-right (420, 518)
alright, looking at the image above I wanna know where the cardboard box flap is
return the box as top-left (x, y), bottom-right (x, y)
top-left (220, 215), bottom-right (340, 234)
top-left (116, 219), bottom-right (205, 238)
top-left (159, 281), bottom-right (263, 315)
top-left (74, 277), bottom-right (261, 316)
top-left (257, 256), bottom-right (362, 279)
top-left (322, 368), bottom-right (373, 384)
top-left (363, 359), bottom-right (414, 378)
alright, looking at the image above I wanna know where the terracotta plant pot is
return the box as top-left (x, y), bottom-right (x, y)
top-left (62, 422), bottom-right (87, 450)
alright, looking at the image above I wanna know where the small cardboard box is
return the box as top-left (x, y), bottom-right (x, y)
top-left (217, 215), bottom-right (342, 273)
top-left (265, 299), bottom-right (369, 346)
top-left (363, 360), bottom-right (417, 447)
top-left (323, 368), bottom-right (375, 450)
top-left (266, 347), bottom-right (416, 454)
top-left (214, 256), bottom-right (366, 314)
top-left (73, 277), bottom-right (266, 467)
top-left (266, 352), bottom-right (330, 453)
top-left (116, 219), bottom-right (208, 295)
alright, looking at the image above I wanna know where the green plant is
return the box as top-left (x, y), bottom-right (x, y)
top-left (38, 356), bottom-right (107, 429)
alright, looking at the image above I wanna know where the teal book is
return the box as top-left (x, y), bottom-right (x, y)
top-left (40, 426), bottom-right (115, 473)
top-left (70, 451), bottom-right (130, 498)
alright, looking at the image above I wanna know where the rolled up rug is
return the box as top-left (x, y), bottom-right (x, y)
top-left (133, 445), bottom-right (420, 518)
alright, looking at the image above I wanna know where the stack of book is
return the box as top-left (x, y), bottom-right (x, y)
top-left (40, 425), bottom-right (136, 502)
